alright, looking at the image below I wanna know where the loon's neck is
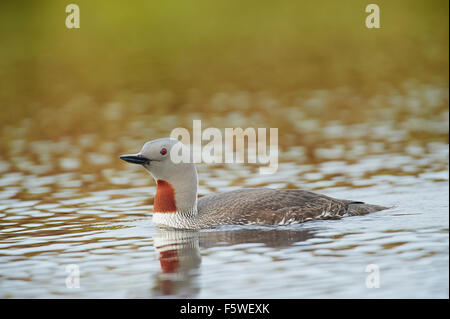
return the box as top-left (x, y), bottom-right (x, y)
top-left (152, 177), bottom-right (199, 229)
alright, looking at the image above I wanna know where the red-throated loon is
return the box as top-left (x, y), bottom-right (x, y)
top-left (120, 138), bottom-right (387, 230)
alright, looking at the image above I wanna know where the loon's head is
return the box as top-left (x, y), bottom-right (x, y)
top-left (120, 138), bottom-right (198, 216)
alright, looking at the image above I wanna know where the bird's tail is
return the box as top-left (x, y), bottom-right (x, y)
top-left (346, 201), bottom-right (388, 216)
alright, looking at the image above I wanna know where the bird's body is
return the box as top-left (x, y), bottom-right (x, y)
top-left (153, 188), bottom-right (386, 229)
top-left (121, 138), bottom-right (387, 230)
top-left (197, 188), bottom-right (385, 226)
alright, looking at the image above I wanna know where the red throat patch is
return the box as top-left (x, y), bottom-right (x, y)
top-left (154, 180), bottom-right (177, 213)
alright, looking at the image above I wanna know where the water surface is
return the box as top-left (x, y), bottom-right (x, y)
top-left (0, 84), bottom-right (448, 298)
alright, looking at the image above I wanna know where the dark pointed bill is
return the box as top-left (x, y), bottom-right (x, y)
top-left (119, 154), bottom-right (150, 165)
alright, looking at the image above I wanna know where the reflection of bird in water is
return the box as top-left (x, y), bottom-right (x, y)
top-left (198, 227), bottom-right (316, 248)
top-left (121, 138), bottom-right (387, 230)
top-left (152, 229), bottom-right (201, 297)
top-left (151, 226), bottom-right (316, 297)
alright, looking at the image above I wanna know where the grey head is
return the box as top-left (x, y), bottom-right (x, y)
top-left (120, 138), bottom-right (198, 213)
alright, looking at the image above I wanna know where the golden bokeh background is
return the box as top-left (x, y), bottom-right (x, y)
top-left (0, 0), bottom-right (448, 153)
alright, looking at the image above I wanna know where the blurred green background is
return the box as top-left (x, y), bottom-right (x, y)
top-left (0, 0), bottom-right (448, 150)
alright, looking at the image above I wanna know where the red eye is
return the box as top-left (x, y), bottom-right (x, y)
top-left (160, 148), bottom-right (167, 155)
